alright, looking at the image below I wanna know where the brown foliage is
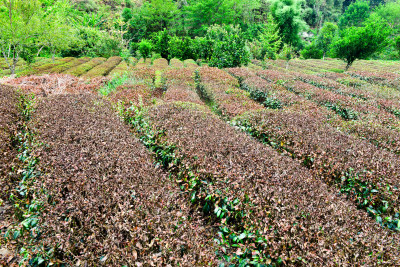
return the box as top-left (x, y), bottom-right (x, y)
top-left (199, 66), bottom-right (264, 117)
top-left (6, 74), bottom-right (108, 96)
top-left (143, 102), bottom-right (400, 265)
top-left (31, 95), bottom-right (216, 266)
top-left (0, 85), bottom-right (19, 197)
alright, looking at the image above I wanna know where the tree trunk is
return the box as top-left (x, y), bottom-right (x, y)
top-left (345, 61), bottom-right (352, 71)
top-left (52, 51), bottom-right (55, 63)
top-left (323, 52), bottom-right (325, 60)
top-left (37, 46), bottom-right (44, 57)
top-left (11, 56), bottom-right (18, 76)
top-left (286, 60), bottom-right (290, 70)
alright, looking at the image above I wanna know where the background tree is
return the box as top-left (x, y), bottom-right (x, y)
top-left (140, 0), bottom-right (178, 33)
top-left (183, 0), bottom-right (238, 36)
top-left (39, 1), bottom-right (79, 62)
top-left (332, 13), bottom-right (391, 70)
top-left (301, 41), bottom-right (323, 58)
top-left (316, 22), bottom-right (338, 59)
top-left (395, 36), bottom-right (400, 58)
top-left (375, 0), bottom-right (400, 33)
top-left (0, 0), bottom-right (43, 75)
top-left (153, 29), bottom-right (170, 59)
top-left (338, 0), bottom-right (370, 28)
top-left (248, 15), bottom-right (282, 60)
top-left (138, 39), bottom-right (153, 59)
top-left (207, 24), bottom-right (250, 68)
top-left (269, 0), bottom-right (308, 48)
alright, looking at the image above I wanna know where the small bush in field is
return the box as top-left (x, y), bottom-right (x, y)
top-left (138, 39), bottom-right (153, 59)
top-left (207, 25), bottom-right (250, 69)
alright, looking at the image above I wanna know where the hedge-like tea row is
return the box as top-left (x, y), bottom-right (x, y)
top-left (217, 67), bottom-right (400, 230)
top-left (152, 58), bottom-right (169, 71)
top-left (349, 71), bottom-right (400, 90)
top-left (20, 57), bottom-right (75, 76)
top-left (28, 94), bottom-right (216, 265)
top-left (131, 66), bottom-right (156, 82)
top-left (163, 68), bottom-right (203, 105)
top-left (82, 56), bottom-right (122, 79)
top-left (7, 74), bottom-right (108, 96)
top-left (258, 69), bottom-right (399, 126)
top-left (198, 66), bottom-right (263, 117)
top-left (108, 83), bottom-right (157, 107)
top-left (227, 68), bottom-right (322, 112)
top-left (234, 108), bottom-right (400, 230)
top-left (230, 68), bottom-right (400, 155)
top-left (296, 71), bottom-right (400, 119)
top-left (138, 102), bottom-right (400, 265)
top-left (135, 58), bottom-right (152, 68)
top-left (63, 57), bottom-right (106, 76)
top-left (0, 59), bottom-right (26, 69)
top-left (258, 70), bottom-right (400, 152)
top-left (107, 60), bottom-right (128, 77)
top-left (0, 85), bottom-right (19, 199)
top-left (46, 57), bottom-right (91, 74)
top-left (169, 58), bottom-right (184, 68)
top-left (183, 59), bottom-right (198, 69)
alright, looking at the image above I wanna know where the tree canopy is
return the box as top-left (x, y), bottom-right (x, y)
top-left (332, 13), bottom-right (391, 70)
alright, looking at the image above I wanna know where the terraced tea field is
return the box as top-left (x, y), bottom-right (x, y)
top-left (1, 57), bottom-right (400, 266)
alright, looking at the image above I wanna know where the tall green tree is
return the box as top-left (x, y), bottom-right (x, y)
top-left (0, 0), bottom-right (43, 75)
top-left (395, 36), bottom-right (400, 57)
top-left (339, 0), bottom-right (370, 28)
top-left (207, 24), bottom-right (250, 68)
top-left (248, 15), bottom-right (282, 60)
top-left (316, 22), bottom-right (338, 59)
top-left (140, 0), bottom-right (178, 33)
top-left (269, 0), bottom-right (308, 47)
top-left (332, 13), bottom-right (391, 70)
top-left (39, 0), bottom-right (79, 62)
top-left (375, 0), bottom-right (400, 34)
top-left (184, 0), bottom-right (239, 36)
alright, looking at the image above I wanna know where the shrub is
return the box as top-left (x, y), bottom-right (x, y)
top-left (396, 35), bottom-right (400, 57)
top-left (152, 29), bottom-right (170, 59)
top-left (190, 37), bottom-right (213, 61)
top-left (167, 36), bottom-right (193, 60)
top-left (301, 42), bottom-right (323, 59)
top-left (207, 25), bottom-right (250, 68)
top-left (138, 39), bottom-right (153, 59)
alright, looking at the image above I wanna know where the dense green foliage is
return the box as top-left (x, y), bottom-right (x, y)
top-left (0, 0), bottom-right (399, 74)
top-left (338, 0), bottom-right (370, 27)
top-left (332, 13), bottom-right (391, 69)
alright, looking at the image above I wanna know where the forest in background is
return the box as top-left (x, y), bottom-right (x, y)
top-left (0, 0), bottom-right (399, 74)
